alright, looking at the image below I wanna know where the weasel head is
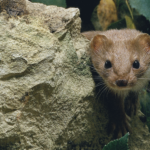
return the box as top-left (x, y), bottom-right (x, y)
top-left (90, 31), bottom-right (150, 97)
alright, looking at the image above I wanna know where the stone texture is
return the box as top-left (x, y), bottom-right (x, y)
top-left (0, 0), bottom-right (149, 150)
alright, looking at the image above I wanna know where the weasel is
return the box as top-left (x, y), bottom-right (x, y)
top-left (82, 29), bottom-right (150, 138)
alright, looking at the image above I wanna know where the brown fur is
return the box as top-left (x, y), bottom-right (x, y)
top-left (82, 29), bottom-right (150, 138)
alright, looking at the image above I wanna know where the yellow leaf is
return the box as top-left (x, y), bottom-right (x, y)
top-left (97, 0), bottom-right (118, 30)
top-left (125, 15), bottom-right (136, 29)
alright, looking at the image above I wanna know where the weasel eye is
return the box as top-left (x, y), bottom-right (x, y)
top-left (105, 60), bottom-right (112, 69)
top-left (133, 60), bottom-right (140, 69)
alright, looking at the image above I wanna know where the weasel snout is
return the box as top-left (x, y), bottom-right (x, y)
top-left (116, 79), bottom-right (128, 87)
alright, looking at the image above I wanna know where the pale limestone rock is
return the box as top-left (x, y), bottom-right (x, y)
top-left (0, 0), bottom-right (97, 149)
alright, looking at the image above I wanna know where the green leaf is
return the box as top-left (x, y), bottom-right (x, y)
top-left (128, 0), bottom-right (150, 21)
top-left (102, 133), bottom-right (129, 150)
top-left (31, 0), bottom-right (66, 8)
top-left (107, 18), bottom-right (126, 30)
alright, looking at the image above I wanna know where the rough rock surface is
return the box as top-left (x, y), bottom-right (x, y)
top-left (0, 0), bottom-right (150, 150)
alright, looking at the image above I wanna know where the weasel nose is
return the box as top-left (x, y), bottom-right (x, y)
top-left (116, 80), bottom-right (128, 87)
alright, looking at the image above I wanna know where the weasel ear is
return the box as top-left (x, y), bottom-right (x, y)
top-left (136, 33), bottom-right (150, 53)
top-left (90, 34), bottom-right (108, 51)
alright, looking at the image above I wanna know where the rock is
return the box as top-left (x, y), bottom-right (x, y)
top-left (0, 0), bottom-right (149, 150)
top-left (0, 0), bottom-right (28, 16)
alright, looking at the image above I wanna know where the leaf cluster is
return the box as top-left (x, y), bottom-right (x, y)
top-left (108, 0), bottom-right (150, 33)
